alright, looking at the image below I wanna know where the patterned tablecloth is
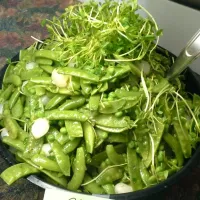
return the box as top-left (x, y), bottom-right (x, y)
top-left (0, 1), bottom-right (200, 200)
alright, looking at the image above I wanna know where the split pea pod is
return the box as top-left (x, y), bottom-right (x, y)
top-left (0, 163), bottom-right (39, 185)
top-left (67, 147), bottom-right (86, 191)
top-left (127, 147), bottom-right (143, 191)
top-left (3, 116), bottom-right (18, 139)
top-left (31, 154), bottom-right (61, 172)
top-left (39, 65), bottom-right (54, 74)
top-left (0, 84), bottom-right (14, 102)
top-left (44, 110), bottom-right (88, 122)
top-left (65, 120), bottom-right (83, 137)
top-left (89, 94), bottom-right (101, 111)
top-left (83, 121), bottom-right (95, 154)
top-left (16, 152), bottom-right (68, 188)
top-left (11, 97), bottom-right (24, 118)
top-left (23, 134), bottom-right (44, 158)
top-left (173, 121), bottom-right (191, 158)
top-left (50, 140), bottom-right (71, 176)
top-left (106, 145), bottom-right (125, 165)
top-left (35, 58), bottom-right (53, 65)
top-left (35, 50), bottom-right (63, 61)
top-left (58, 96), bottom-right (85, 111)
top-left (57, 67), bottom-right (99, 82)
top-left (63, 138), bottom-right (81, 154)
top-left (45, 94), bottom-right (67, 110)
top-left (8, 88), bottom-right (20, 109)
top-left (2, 137), bottom-right (25, 152)
top-left (163, 132), bottom-right (184, 166)
top-left (4, 74), bottom-right (22, 87)
top-left (83, 174), bottom-right (105, 194)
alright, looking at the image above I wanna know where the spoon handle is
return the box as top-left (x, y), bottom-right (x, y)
top-left (167, 29), bottom-right (200, 79)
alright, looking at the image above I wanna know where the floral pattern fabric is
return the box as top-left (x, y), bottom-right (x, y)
top-left (0, 0), bottom-right (200, 200)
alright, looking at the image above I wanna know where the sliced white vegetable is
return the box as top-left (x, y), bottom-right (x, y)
top-left (114, 183), bottom-right (133, 194)
top-left (138, 60), bottom-right (151, 75)
top-left (40, 95), bottom-right (50, 106)
top-left (1, 128), bottom-right (9, 138)
top-left (0, 103), bottom-right (3, 114)
top-left (31, 118), bottom-right (50, 139)
top-left (51, 69), bottom-right (70, 88)
top-left (26, 62), bottom-right (37, 70)
top-left (41, 143), bottom-right (52, 156)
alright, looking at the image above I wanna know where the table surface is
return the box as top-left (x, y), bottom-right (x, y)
top-left (0, 1), bottom-right (200, 200)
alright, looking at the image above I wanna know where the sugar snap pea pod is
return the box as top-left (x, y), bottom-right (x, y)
top-left (127, 62), bottom-right (141, 77)
top-left (35, 87), bottom-right (46, 96)
top-left (89, 94), bottom-right (101, 111)
top-left (94, 114), bottom-right (134, 128)
top-left (44, 110), bottom-right (88, 122)
top-left (0, 84), bottom-right (14, 102)
top-left (67, 147), bottom-right (86, 191)
top-left (107, 132), bottom-right (128, 143)
top-left (83, 173), bottom-right (105, 194)
top-left (65, 120), bottom-right (83, 137)
top-left (96, 167), bottom-right (124, 185)
top-left (57, 67), bottom-right (99, 82)
top-left (50, 140), bottom-right (71, 176)
top-left (83, 121), bottom-right (95, 154)
top-left (39, 65), bottom-right (54, 74)
top-left (89, 144), bottom-right (126, 167)
top-left (35, 58), bottom-right (53, 65)
top-left (80, 79), bottom-right (92, 95)
top-left (16, 152), bottom-right (68, 188)
top-left (99, 64), bottom-right (130, 82)
top-left (23, 134), bottom-right (44, 158)
top-left (115, 89), bottom-right (142, 99)
top-left (4, 74), bottom-right (22, 87)
top-left (8, 89), bottom-right (20, 109)
top-left (163, 133), bottom-right (184, 166)
top-left (151, 78), bottom-right (170, 93)
top-left (173, 121), bottom-right (191, 158)
top-left (45, 94), bottom-right (67, 110)
top-left (58, 96), bottom-right (85, 111)
top-left (16, 124), bottom-right (29, 142)
top-left (63, 138), bottom-right (81, 154)
top-left (20, 68), bottom-right (43, 80)
top-left (139, 162), bottom-right (150, 186)
top-left (99, 99), bottom-right (126, 114)
top-left (102, 184), bottom-right (115, 194)
top-left (106, 145), bottom-right (125, 165)
top-left (35, 50), bottom-right (63, 61)
top-left (48, 127), bottom-right (70, 145)
top-left (127, 147), bottom-right (143, 191)
top-left (31, 154), bottom-right (61, 172)
top-left (96, 125), bottom-right (130, 133)
top-left (30, 77), bottom-right (52, 85)
top-left (3, 116), bottom-right (18, 139)
top-left (2, 137), bottom-right (25, 151)
top-left (0, 163), bottom-right (39, 185)
top-left (11, 97), bottom-right (24, 118)
top-left (91, 82), bottom-right (108, 95)
top-left (123, 99), bottom-right (140, 110)
top-left (58, 88), bottom-right (80, 95)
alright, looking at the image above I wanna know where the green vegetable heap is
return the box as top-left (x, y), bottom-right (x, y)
top-left (0, 0), bottom-right (200, 195)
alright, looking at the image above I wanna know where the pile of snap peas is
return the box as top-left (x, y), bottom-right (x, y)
top-left (1, 0), bottom-right (200, 195)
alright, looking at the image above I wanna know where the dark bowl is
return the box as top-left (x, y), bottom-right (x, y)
top-left (0, 46), bottom-right (200, 200)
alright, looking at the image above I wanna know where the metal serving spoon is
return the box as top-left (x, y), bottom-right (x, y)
top-left (167, 29), bottom-right (200, 80)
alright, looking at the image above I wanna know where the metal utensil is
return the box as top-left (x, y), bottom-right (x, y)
top-left (167, 29), bottom-right (200, 79)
